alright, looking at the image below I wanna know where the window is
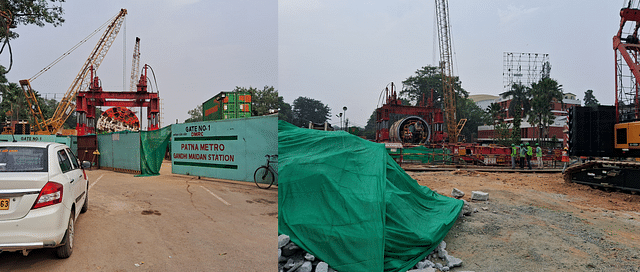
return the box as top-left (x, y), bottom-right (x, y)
top-left (66, 148), bottom-right (80, 169)
top-left (57, 150), bottom-right (72, 173)
top-left (0, 147), bottom-right (47, 172)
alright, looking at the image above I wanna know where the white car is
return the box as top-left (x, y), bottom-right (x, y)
top-left (0, 142), bottom-right (90, 258)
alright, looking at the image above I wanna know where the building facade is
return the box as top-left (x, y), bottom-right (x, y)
top-left (475, 93), bottom-right (581, 144)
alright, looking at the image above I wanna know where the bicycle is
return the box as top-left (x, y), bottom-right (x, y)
top-left (254, 154), bottom-right (278, 189)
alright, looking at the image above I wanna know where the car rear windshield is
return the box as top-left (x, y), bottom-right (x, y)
top-left (0, 147), bottom-right (48, 172)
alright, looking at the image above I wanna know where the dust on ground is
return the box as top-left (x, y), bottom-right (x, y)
top-left (409, 169), bottom-right (640, 272)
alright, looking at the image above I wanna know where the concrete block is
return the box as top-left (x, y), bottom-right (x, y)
top-left (451, 188), bottom-right (465, 198)
top-left (304, 253), bottom-right (315, 261)
top-left (471, 191), bottom-right (489, 201)
top-left (446, 255), bottom-right (463, 267)
top-left (278, 234), bottom-right (290, 248)
top-left (294, 261), bottom-right (312, 272)
top-left (315, 262), bottom-right (329, 272)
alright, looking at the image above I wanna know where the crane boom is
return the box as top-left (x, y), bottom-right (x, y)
top-left (434, 0), bottom-right (458, 143)
top-left (129, 37), bottom-right (141, 92)
top-left (20, 9), bottom-right (127, 134)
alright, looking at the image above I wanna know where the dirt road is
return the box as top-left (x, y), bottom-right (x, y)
top-left (0, 162), bottom-right (277, 271)
top-left (410, 169), bottom-right (640, 272)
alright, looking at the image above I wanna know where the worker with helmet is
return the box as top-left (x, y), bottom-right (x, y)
top-left (536, 143), bottom-right (543, 169)
top-left (562, 146), bottom-right (569, 169)
top-left (510, 143), bottom-right (517, 169)
top-left (526, 142), bottom-right (533, 170)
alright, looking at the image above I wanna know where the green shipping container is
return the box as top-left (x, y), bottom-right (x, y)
top-left (203, 91), bottom-right (252, 121)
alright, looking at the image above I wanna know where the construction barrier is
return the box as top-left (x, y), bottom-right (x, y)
top-left (171, 114), bottom-right (277, 182)
top-left (97, 131), bottom-right (141, 174)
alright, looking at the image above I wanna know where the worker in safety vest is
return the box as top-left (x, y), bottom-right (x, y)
top-left (510, 144), bottom-right (517, 169)
top-left (519, 143), bottom-right (526, 169)
top-left (526, 142), bottom-right (533, 170)
top-left (562, 147), bottom-right (569, 169)
top-left (536, 143), bottom-right (543, 169)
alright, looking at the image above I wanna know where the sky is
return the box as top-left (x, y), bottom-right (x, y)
top-left (4, 0), bottom-right (277, 129)
top-left (279, 0), bottom-right (624, 128)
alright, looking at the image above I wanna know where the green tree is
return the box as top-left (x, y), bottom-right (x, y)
top-left (278, 96), bottom-right (293, 122)
top-left (291, 96), bottom-right (331, 127)
top-left (529, 78), bottom-right (563, 142)
top-left (401, 66), bottom-right (468, 109)
top-left (184, 104), bottom-right (203, 123)
top-left (494, 121), bottom-right (512, 146)
top-left (1, 1), bottom-right (65, 73)
top-left (363, 110), bottom-right (377, 140)
top-left (486, 102), bottom-right (503, 124)
top-left (501, 83), bottom-right (530, 143)
top-left (457, 97), bottom-right (486, 142)
top-left (583, 89), bottom-right (599, 107)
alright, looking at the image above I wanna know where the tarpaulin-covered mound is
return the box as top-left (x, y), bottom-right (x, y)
top-left (278, 121), bottom-right (463, 272)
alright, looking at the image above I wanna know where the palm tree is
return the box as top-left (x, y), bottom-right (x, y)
top-left (500, 83), bottom-right (531, 143)
top-left (529, 78), bottom-right (563, 143)
top-left (501, 83), bottom-right (531, 119)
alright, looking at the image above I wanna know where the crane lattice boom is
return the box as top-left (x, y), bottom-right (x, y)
top-left (20, 9), bottom-right (127, 134)
top-left (129, 37), bottom-right (141, 92)
top-left (435, 0), bottom-right (458, 143)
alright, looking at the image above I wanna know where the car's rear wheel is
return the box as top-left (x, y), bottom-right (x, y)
top-left (55, 214), bottom-right (74, 258)
top-left (81, 185), bottom-right (88, 213)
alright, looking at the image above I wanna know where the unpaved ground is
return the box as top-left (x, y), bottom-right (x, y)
top-left (409, 169), bottom-right (640, 272)
top-left (0, 162), bottom-right (277, 271)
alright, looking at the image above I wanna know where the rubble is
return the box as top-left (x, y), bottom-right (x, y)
top-left (278, 233), bottom-right (466, 272)
top-left (471, 191), bottom-right (489, 201)
top-left (451, 188), bottom-right (465, 199)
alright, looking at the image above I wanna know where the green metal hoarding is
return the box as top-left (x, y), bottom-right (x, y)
top-left (203, 91), bottom-right (251, 121)
top-left (171, 114), bottom-right (277, 182)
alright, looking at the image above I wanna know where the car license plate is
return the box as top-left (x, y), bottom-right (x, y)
top-left (0, 198), bottom-right (9, 210)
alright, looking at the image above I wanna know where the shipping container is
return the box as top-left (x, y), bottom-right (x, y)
top-left (203, 91), bottom-right (251, 121)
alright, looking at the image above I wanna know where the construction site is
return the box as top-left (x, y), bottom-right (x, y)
top-left (277, 1), bottom-right (640, 272)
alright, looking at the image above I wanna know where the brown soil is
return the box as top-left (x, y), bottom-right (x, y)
top-left (410, 169), bottom-right (640, 272)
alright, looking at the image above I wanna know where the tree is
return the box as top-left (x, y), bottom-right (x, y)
top-left (583, 89), bottom-right (599, 107)
top-left (0, 1), bottom-right (65, 38)
top-left (486, 102), bottom-right (504, 125)
top-left (234, 86), bottom-right (278, 116)
top-left (457, 97), bottom-right (486, 142)
top-left (501, 83), bottom-right (530, 143)
top-left (401, 66), bottom-right (468, 109)
top-left (1, 1), bottom-right (65, 73)
top-left (184, 104), bottom-right (203, 123)
top-left (363, 110), bottom-right (377, 139)
top-left (278, 96), bottom-right (293, 122)
top-left (529, 78), bottom-right (563, 143)
top-left (291, 97), bottom-right (331, 127)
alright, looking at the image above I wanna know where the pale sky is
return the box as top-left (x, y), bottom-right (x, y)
top-left (4, 0), bottom-right (277, 129)
top-left (279, 0), bottom-right (623, 128)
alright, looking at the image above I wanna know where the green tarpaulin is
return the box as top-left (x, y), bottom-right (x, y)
top-left (138, 125), bottom-right (172, 177)
top-left (278, 121), bottom-right (463, 272)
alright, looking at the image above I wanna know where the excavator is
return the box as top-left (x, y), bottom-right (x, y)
top-left (564, 2), bottom-right (640, 193)
top-left (14, 9), bottom-right (127, 135)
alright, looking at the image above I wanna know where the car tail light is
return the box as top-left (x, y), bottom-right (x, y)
top-left (32, 182), bottom-right (64, 209)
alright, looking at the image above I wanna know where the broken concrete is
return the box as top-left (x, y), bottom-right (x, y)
top-left (452, 188), bottom-right (465, 199)
top-left (471, 191), bottom-right (489, 201)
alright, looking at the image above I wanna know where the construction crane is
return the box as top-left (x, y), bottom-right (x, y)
top-left (129, 37), bottom-right (141, 92)
top-left (434, 0), bottom-right (465, 143)
top-left (19, 9), bottom-right (127, 134)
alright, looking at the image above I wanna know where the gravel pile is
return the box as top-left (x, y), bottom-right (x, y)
top-left (278, 234), bottom-right (337, 272)
top-left (278, 234), bottom-right (468, 272)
